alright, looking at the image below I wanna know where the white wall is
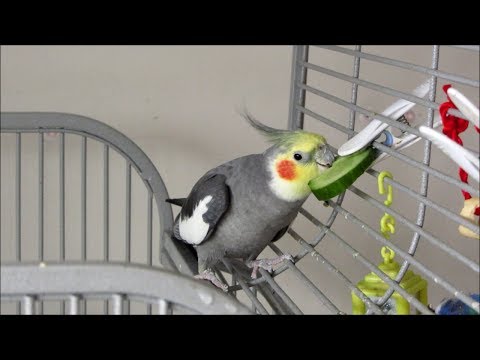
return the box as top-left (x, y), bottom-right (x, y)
top-left (1, 45), bottom-right (479, 314)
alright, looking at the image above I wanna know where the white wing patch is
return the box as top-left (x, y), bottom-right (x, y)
top-left (179, 195), bottom-right (213, 245)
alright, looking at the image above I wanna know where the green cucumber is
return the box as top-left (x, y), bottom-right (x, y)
top-left (309, 147), bottom-right (378, 201)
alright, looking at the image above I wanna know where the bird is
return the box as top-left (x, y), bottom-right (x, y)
top-left (167, 111), bottom-right (336, 291)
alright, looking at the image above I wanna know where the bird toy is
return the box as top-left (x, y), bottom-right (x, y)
top-left (439, 85), bottom-right (479, 240)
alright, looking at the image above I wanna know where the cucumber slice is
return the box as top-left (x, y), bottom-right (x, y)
top-left (309, 147), bottom-right (378, 201)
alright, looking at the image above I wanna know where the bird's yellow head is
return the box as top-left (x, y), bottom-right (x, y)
top-left (242, 111), bottom-right (336, 202)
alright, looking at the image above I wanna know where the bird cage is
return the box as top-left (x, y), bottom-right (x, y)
top-left (1, 45), bottom-right (479, 315)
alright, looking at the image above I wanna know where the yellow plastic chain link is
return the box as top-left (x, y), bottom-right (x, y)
top-left (378, 171), bottom-right (395, 239)
top-left (381, 246), bottom-right (395, 264)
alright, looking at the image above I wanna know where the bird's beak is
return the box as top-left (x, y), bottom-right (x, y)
top-left (315, 145), bottom-right (336, 169)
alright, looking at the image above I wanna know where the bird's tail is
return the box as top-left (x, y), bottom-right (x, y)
top-left (165, 198), bottom-right (187, 207)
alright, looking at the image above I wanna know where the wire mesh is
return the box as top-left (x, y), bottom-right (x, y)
top-left (285, 45), bottom-right (479, 314)
top-left (1, 113), bottom-right (174, 314)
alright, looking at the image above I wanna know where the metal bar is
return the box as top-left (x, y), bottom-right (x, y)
top-left (1, 263), bottom-right (253, 314)
top-left (225, 263), bottom-right (314, 314)
top-left (231, 272), bottom-right (238, 298)
top-left (229, 268), bottom-right (269, 315)
top-left (449, 45), bottom-right (480, 52)
top-left (22, 296), bottom-right (35, 315)
top-left (80, 136), bottom-right (87, 315)
top-left (147, 191), bottom-right (153, 315)
top-left (298, 84), bottom-right (480, 196)
top-left (327, 200), bottom-right (479, 313)
top-left (126, 163), bottom-right (131, 262)
top-left (15, 133), bottom-right (22, 315)
top-left (295, 112), bottom-right (477, 236)
top-left (335, 137), bottom-right (476, 234)
top-left (112, 294), bottom-right (123, 315)
top-left (298, 105), bottom-right (355, 135)
top-left (68, 295), bottom-right (79, 315)
top-left (59, 134), bottom-right (65, 260)
top-left (267, 49), bottom-right (366, 292)
top-left (267, 47), bottom-right (366, 293)
top-left (288, 46), bottom-right (309, 130)
top-left (268, 243), bottom-right (344, 314)
top-left (367, 168), bottom-right (479, 235)
top-left (147, 191), bottom-right (153, 266)
top-left (301, 61), bottom-right (466, 120)
top-left (38, 133), bottom-right (44, 315)
top-left (348, 45), bottom-right (362, 132)
top-left (315, 45), bottom-right (479, 87)
top-left (222, 268), bottom-right (292, 314)
top-left (223, 260), bottom-right (269, 315)
top-left (38, 133), bottom-right (44, 260)
top-left (251, 287), bottom-right (258, 314)
top-left (125, 163), bottom-right (131, 315)
top-left (296, 211), bottom-right (433, 314)
top-left (259, 194), bottom-right (349, 278)
top-left (300, 82), bottom-right (419, 135)
top-left (158, 299), bottom-right (172, 315)
top-left (372, 45), bottom-right (440, 313)
top-left (59, 133), bottom-right (66, 315)
top-left (103, 144), bottom-right (109, 315)
top-left (81, 136), bottom-right (87, 260)
top-left (272, 237), bottom-right (385, 315)
top-left (16, 134), bottom-right (22, 261)
top-left (257, 268), bottom-right (303, 315)
top-left (348, 184), bottom-right (479, 273)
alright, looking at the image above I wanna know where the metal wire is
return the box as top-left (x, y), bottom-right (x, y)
top-left (60, 133), bottom-right (66, 314)
top-left (289, 45), bottom-right (478, 315)
top-left (288, 46), bottom-right (309, 129)
top-left (371, 45), bottom-right (439, 313)
top-left (298, 108), bottom-right (479, 235)
top-left (103, 144), bottom-right (110, 314)
top-left (297, 87), bottom-right (479, 196)
top-left (448, 45), bottom-right (480, 52)
top-left (326, 200), bottom-right (479, 313)
top-left (15, 134), bottom-right (22, 314)
top-left (223, 259), bottom-right (269, 315)
top-left (147, 191), bottom-right (153, 315)
top-left (268, 243), bottom-right (342, 313)
top-left (301, 61), bottom-right (467, 120)
top-left (315, 45), bottom-right (479, 87)
top-left (295, 210), bottom-right (433, 314)
top-left (125, 163), bottom-right (132, 315)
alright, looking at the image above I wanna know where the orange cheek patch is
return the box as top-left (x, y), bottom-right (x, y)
top-left (276, 160), bottom-right (296, 180)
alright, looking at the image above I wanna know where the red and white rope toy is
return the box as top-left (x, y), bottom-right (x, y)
top-left (439, 84), bottom-right (479, 239)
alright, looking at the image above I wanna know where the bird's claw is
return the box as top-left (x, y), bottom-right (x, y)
top-left (247, 254), bottom-right (294, 279)
top-left (194, 269), bottom-right (229, 292)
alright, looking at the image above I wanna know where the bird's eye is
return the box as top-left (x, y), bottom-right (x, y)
top-left (294, 153), bottom-right (302, 161)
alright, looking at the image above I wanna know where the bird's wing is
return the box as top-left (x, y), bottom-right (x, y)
top-left (173, 173), bottom-right (230, 246)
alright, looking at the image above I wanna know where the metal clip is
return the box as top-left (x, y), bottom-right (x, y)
top-left (338, 79), bottom-right (431, 156)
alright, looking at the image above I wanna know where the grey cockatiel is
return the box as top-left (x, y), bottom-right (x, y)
top-left (167, 112), bottom-right (335, 291)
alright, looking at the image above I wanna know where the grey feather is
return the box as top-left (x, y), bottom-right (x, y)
top-left (173, 152), bottom-right (304, 273)
top-left (173, 174), bottom-right (230, 246)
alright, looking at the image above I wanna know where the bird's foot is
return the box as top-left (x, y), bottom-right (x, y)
top-left (246, 254), bottom-right (294, 279)
top-left (194, 269), bottom-right (229, 292)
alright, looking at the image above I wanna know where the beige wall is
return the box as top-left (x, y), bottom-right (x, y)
top-left (1, 46), bottom-right (478, 314)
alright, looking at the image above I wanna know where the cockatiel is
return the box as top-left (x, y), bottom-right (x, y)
top-left (168, 112), bottom-right (335, 291)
